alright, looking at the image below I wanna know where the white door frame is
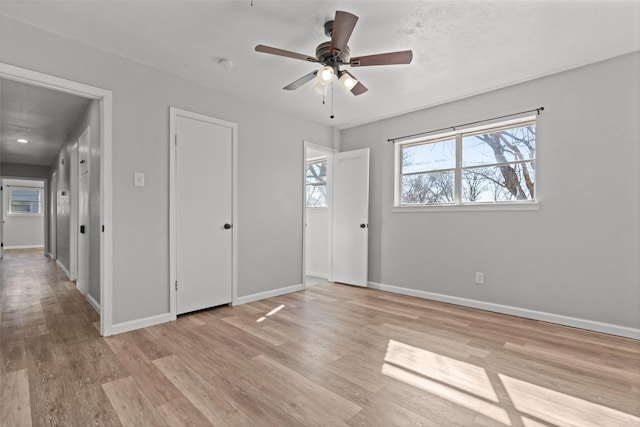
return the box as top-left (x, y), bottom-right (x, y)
top-left (70, 142), bottom-right (78, 280)
top-left (0, 63), bottom-right (114, 336)
top-left (0, 179), bottom-right (3, 260)
top-left (302, 141), bottom-right (336, 288)
top-left (169, 107), bottom-right (238, 320)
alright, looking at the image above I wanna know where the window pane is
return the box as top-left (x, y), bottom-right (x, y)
top-left (305, 162), bottom-right (326, 184)
top-left (10, 188), bottom-right (42, 214)
top-left (462, 124), bottom-right (535, 167)
top-left (306, 160), bottom-right (327, 207)
top-left (462, 164), bottom-right (535, 202)
top-left (11, 189), bottom-right (41, 202)
top-left (402, 170), bottom-right (454, 204)
top-left (402, 139), bottom-right (455, 174)
top-left (306, 184), bottom-right (327, 207)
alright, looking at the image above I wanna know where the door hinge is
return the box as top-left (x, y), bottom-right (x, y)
top-left (175, 281), bottom-right (178, 291)
top-left (174, 134), bottom-right (178, 145)
top-left (102, 225), bottom-right (105, 232)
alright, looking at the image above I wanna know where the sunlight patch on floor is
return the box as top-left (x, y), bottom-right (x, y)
top-left (382, 339), bottom-right (511, 425)
top-left (501, 374), bottom-right (640, 427)
top-left (256, 304), bottom-right (285, 323)
top-left (382, 339), bottom-right (639, 427)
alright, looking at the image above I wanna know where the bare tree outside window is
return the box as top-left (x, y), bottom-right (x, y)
top-left (399, 120), bottom-right (536, 205)
top-left (305, 160), bottom-right (328, 207)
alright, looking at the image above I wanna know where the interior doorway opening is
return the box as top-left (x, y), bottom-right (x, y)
top-left (1, 62), bottom-right (113, 336)
top-left (0, 177), bottom-right (47, 258)
top-left (302, 141), bottom-right (335, 287)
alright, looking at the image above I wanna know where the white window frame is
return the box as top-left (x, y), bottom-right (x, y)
top-left (8, 186), bottom-right (44, 216)
top-left (393, 116), bottom-right (539, 212)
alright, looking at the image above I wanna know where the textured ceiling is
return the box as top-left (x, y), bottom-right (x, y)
top-left (1, 1), bottom-right (639, 132)
top-left (0, 78), bottom-right (90, 166)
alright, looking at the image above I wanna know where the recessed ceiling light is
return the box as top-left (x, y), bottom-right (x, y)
top-left (16, 138), bottom-right (29, 144)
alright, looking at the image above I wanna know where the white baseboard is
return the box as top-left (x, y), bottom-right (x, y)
top-left (236, 284), bottom-right (304, 305)
top-left (56, 260), bottom-right (71, 280)
top-left (110, 313), bottom-right (172, 335)
top-left (306, 271), bottom-right (329, 280)
top-left (5, 245), bottom-right (45, 249)
top-left (86, 293), bottom-right (100, 314)
top-left (367, 281), bottom-right (640, 340)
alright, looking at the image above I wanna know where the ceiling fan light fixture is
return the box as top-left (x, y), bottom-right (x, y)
top-left (318, 66), bottom-right (334, 86)
top-left (312, 82), bottom-right (326, 95)
top-left (16, 138), bottom-right (29, 144)
top-left (338, 71), bottom-right (358, 91)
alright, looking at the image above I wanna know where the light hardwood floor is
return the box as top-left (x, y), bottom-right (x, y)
top-left (1, 248), bottom-right (639, 426)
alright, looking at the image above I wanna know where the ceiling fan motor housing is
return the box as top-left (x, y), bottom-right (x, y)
top-left (316, 41), bottom-right (350, 65)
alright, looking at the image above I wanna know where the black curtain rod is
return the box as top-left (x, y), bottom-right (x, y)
top-left (387, 107), bottom-right (544, 143)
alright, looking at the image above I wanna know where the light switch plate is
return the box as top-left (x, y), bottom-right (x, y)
top-left (134, 172), bottom-right (145, 187)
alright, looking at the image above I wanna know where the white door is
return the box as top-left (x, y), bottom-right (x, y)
top-left (176, 114), bottom-right (233, 314)
top-left (78, 170), bottom-right (89, 295)
top-left (331, 148), bottom-right (370, 286)
top-left (77, 128), bottom-right (90, 295)
top-left (50, 172), bottom-right (57, 259)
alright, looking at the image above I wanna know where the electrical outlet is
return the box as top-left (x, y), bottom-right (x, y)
top-left (475, 272), bottom-right (485, 285)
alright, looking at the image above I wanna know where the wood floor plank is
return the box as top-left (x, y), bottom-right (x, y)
top-left (153, 355), bottom-right (254, 427)
top-left (103, 376), bottom-right (166, 426)
top-left (155, 397), bottom-right (214, 427)
top-left (113, 343), bottom-right (183, 407)
top-left (0, 369), bottom-right (32, 427)
top-left (245, 354), bottom-right (362, 425)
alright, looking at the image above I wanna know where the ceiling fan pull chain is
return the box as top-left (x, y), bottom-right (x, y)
top-left (330, 83), bottom-right (335, 119)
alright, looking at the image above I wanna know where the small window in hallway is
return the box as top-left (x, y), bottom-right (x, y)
top-left (9, 187), bottom-right (43, 214)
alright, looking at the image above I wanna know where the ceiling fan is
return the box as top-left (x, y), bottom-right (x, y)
top-left (255, 10), bottom-right (413, 97)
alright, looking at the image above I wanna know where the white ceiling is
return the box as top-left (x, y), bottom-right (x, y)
top-left (1, 1), bottom-right (639, 132)
top-left (0, 78), bottom-right (90, 166)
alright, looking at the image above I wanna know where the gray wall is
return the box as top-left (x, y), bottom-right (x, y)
top-left (1, 179), bottom-right (45, 248)
top-left (341, 52), bottom-right (640, 330)
top-left (1, 162), bottom-right (50, 179)
top-left (1, 16), bottom-right (334, 325)
top-left (51, 137), bottom-right (71, 271)
top-left (50, 100), bottom-right (101, 303)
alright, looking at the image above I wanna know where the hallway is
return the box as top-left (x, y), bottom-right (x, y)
top-left (0, 248), bottom-right (114, 426)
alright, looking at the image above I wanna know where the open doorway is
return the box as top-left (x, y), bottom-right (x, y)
top-left (1, 178), bottom-right (46, 254)
top-left (1, 62), bottom-right (113, 335)
top-left (302, 142), bottom-right (335, 287)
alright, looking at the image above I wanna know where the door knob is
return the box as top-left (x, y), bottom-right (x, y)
top-left (360, 223), bottom-right (367, 228)
top-left (80, 225), bottom-right (85, 234)
top-left (224, 223), bottom-right (232, 230)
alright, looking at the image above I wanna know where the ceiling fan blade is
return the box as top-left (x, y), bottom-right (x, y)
top-left (255, 45), bottom-right (318, 63)
top-left (283, 70), bottom-right (318, 90)
top-left (350, 50), bottom-right (413, 67)
top-left (351, 81), bottom-right (368, 96)
top-left (330, 11), bottom-right (358, 55)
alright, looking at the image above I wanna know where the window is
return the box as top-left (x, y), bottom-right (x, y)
top-left (305, 159), bottom-right (327, 207)
top-left (9, 187), bottom-right (43, 215)
top-left (396, 117), bottom-right (536, 207)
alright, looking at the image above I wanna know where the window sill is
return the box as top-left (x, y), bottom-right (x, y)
top-left (391, 202), bottom-right (539, 213)
top-left (7, 213), bottom-right (44, 217)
